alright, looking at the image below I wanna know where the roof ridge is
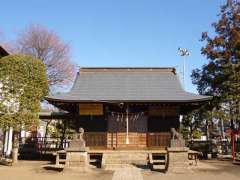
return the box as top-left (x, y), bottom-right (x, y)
top-left (79, 67), bottom-right (176, 74)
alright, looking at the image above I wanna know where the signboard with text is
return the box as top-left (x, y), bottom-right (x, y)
top-left (79, 104), bottom-right (103, 115)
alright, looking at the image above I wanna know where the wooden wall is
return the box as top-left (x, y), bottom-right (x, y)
top-left (147, 132), bottom-right (171, 147)
top-left (148, 116), bottom-right (179, 132)
top-left (75, 115), bottom-right (107, 132)
top-left (107, 132), bottom-right (147, 148)
top-left (75, 104), bottom-right (180, 149)
top-left (148, 106), bottom-right (180, 132)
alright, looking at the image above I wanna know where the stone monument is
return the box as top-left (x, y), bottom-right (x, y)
top-left (65, 127), bottom-right (89, 172)
top-left (167, 128), bottom-right (189, 173)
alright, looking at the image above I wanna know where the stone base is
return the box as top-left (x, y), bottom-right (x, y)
top-left (170, 139), bottom-right (185, 147)
top-left (167, 147), bottom-right (189, 173)
top-left (66, 147), bottom-right (89, 152)
top-left (65, 151), bottom-right (89, 172)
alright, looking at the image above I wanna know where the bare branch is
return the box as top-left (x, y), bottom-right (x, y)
top-left (14, 24), bottom-right (76, 87)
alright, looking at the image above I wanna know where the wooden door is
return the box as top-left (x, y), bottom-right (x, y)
top-left (107, 113), bottom-right (147, 148)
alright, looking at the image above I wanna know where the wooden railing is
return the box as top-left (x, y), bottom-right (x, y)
top-left (19, 132), bottom-right (170, 153)
top-left (18, 137), bottom-right (70, 154)
top-left (18, 133), bottom-right (108, 154)
top-left (84, 132), bottom-right (107, 147)
top-left (147, 132), bottom-right (171, 147)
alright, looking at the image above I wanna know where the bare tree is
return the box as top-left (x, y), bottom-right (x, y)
top-left (0, 31), bottom-right (11, 52)
top-left (14, 24), bottom-right (75, 88)
top-left (0, 30), bottom-right (4, 41)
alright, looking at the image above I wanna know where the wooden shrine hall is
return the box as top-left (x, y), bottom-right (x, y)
top-left (46, 67), bottom-right (211, 150)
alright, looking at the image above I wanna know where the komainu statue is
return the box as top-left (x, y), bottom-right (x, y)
top-left (67, 127), bottom-right (86, 151)
top-left (170, 128), bottom-right (185, 147)
top-left (171, 128), bottom-right (183, 140)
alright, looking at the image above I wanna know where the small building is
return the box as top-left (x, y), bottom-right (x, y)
top-left (46, 67), bottom-right (211, 150)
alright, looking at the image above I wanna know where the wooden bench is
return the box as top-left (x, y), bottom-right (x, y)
top-left (53, 150), bottom-right (66, 166)
top-left (148, 152), bottom-right (167, 171)
top-left (233, 152), bottom-right (240, 164)
top-left (188, 150), bottom-right (201, 165)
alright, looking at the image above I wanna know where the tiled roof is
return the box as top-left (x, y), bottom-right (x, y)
top-left (0, 46), bottom-right (9, 57)
top-left (46, 67), bottom-right (212, 103)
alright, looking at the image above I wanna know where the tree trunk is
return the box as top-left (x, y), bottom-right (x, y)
top-left (12, 147), bottom-right (18, 164)
top-left (44, 120), bottom-right (52, 153)
top-left (12, 131), bottom-right (19, 164)
top-left (1, 130), bottom-right (6, 157)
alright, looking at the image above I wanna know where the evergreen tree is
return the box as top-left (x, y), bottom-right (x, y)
top-left (0, 55), bottom-right (48, 130)
top-left (0, 55), bottom-right (48, 163)
top-left (191, 1), bottom-right (240, 128)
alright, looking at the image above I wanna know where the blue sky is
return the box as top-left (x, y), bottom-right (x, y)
top-left (0, 0), bottom-right (226, 93)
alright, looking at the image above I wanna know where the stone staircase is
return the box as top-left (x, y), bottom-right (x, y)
top-left (101, 151), bottom-right (148, 170)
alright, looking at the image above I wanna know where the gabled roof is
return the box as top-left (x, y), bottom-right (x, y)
top-left (46, 67), bottom-right (212, 103)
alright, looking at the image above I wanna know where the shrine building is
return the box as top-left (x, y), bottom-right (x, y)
top-left (46, 67), bottom-right (212, 150)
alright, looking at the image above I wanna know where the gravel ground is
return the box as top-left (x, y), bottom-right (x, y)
top-left (142, 160), bottom-right (240, 180)
top-left (0, 160), bottom-right (239, 180)
top-left (0, 161), bottom-right (113, 180)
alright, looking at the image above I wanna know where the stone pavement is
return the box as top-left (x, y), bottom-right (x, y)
top-left (112, 167), bottom-right (143, 180)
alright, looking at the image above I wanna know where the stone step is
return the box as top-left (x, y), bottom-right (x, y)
top-left (105, 154), bottom-right (146, 156)
top-left (104, 157), bottom-right (147, 159)
top-left (103, 164), bottom-right (136, 170)
top-left (104, 157), bottom-right (145, 160)
top-left (152, 159), bottom-right (166, 164)
top-left (89, 159), bottom-right (99, 163)
top-left (106, 162), bottom-right (146, 165)
top-left (102, 152), bottom-right (149, 169)
top-left (153, 164), bottom-right (166, 170)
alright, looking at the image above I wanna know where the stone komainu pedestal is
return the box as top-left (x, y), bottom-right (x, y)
top-left (170, 139), bottom-right (185, 148)
top-left (64, 128), bottom-right (89, 172)
top-left (167, 147), bottom-right (189, 173)
top-left (65, 150), bottom-right (89, 172)
top-left (167, 128), bottom-right (189, 173)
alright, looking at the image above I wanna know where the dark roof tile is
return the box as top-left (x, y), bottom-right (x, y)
top-left (46, 67), bottom-right (212, 102)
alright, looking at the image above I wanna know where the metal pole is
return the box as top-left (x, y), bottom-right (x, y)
top-left (178, 47), bottom-right (190, 89)
top-left (126, 105), bottom-right (129, 144)
top-left (183, 55), bottom-right (186, 89)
